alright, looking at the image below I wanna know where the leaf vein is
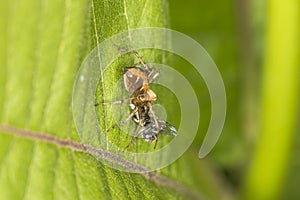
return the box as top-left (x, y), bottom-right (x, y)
top-left (123, 0), bottom-right (132, 42)
top-left (96, 164), bottom-right (113, 199)
top-left (39, 3), bottom-right (67, 131)
top-left (52, 149), bottom-right (60, 200)
top-left (0, 125), bottom-right (202, 200)
top-left (0, 138), bottom-right (15, 176)
top-left (21, 143), bottom-right (37, 199)
top-left (137, 0), bottom-right (150, 27)
top-left (91, 0), bottom-right (108, 148)
top-left (70, 152), bottom-right (81, 200)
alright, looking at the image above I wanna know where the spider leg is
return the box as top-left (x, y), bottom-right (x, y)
top-left (95, 97), bottom-right (134, 106)
top-left (112, 43), bottom-right (129, 53)
top-left (148, 103), bottom-right (159, 131)
top-left (113, 45), bottom-right (156, 76)
top-left (106, 107), bottom-right (138, 132)
top-left (149, 71), bottom-right (159, 83)
top-left (130, 50), bottom-right (151, 72)
top-left (153, 136), bottom-right (159, 149)
top-left (147, 103), bottom-right (161, 149)
top-left (124, 125), bottom-right (142, 150)
top-left (130, 50), bottom-right (159, 83)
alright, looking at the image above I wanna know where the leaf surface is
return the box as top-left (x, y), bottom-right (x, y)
top-left (0, 0), bottom-right (228, 199)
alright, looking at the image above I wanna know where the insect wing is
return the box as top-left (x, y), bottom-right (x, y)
top-left (140, 119), bottom-right (177, 143)
top-left (157, 119), bottom-right (177, 137)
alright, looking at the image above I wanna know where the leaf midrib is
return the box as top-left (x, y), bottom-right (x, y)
top-left (0, 124), bottom-right (202, 200)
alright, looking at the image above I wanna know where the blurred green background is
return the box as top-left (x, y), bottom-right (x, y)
top-left (0, 0), bottom-right (299, 199)
top-left (169, 0), bottom-right (299, 199)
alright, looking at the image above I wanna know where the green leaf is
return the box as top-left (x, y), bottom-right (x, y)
top-left (0, 0), bottom-right (230, 199)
